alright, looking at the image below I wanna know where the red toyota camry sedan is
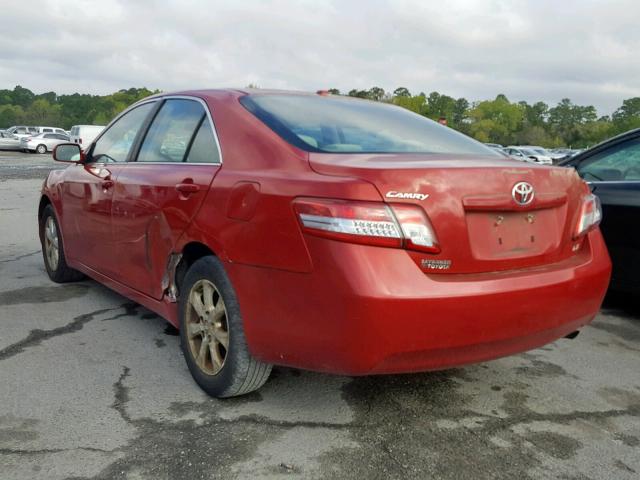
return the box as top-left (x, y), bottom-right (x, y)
top-left (39, 89), bottom-right (611, 397)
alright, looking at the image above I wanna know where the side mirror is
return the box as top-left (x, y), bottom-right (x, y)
top-left (53, 143), bottom-right (84, 163)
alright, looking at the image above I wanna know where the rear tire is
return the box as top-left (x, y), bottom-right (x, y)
top-left (39, 205), bottom-right (84, 283)
top-left (179, 256), bottom-right (272, 398)
top-left (36, 144), bottom-right (47, 154)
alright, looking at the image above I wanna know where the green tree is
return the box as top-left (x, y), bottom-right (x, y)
top-left (468, 95), bottom-right (524, 145)
top-left (392, 93), bottom-right (427, 115)
top-left (393, 87), bottom-right (411, 97)
top-left (611, 97), bottom-right (640, 134)
top-left (23, 99), bottom-right (62, 126)
top-left (348, 89), bottom-right (370, 99)
top-left (0, 104), bottom-right (24, 126)
top-left (11, 85), bottom-right (35, 108)
top-left (368, 86), bottom-right (385, 101)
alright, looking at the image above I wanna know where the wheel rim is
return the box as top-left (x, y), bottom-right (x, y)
top-left (38, 145), bottom-right (46, 153)
top-left (44, 216), bottom-right (59, 270)
top-left (186, 279), bottom-right (229, 375)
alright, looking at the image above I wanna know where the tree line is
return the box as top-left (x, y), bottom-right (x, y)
top-left (334, 87), bottom-right (640, 148)
top-left (0, 86), bottom-right (159, 131)
top-left (2, 85), bottom-right (639, 148)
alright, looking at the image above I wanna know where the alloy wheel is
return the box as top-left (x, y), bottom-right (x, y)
top-left (44, 216), bottom-right (59, 270)
top-left (186, 279), bottom-right (229, 375)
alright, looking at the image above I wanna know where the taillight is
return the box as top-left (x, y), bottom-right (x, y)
top-left (79, 138), bottom-right (82, 144)
top-left (293, 198), bottom-right (440, 253)
top-left (391, 204), bottom-right (440, 253)
top-left (573, 193), bottom-right (602, 239)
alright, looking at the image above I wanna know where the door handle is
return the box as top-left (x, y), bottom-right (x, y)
top-left (175, 183), bottom-right (200, 194)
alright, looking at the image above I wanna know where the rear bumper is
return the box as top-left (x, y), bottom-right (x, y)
top-left (229, 230), bottom-right (611, 375)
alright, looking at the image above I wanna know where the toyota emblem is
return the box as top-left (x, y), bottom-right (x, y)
top-left (512, 182), bottom-right (534, 206)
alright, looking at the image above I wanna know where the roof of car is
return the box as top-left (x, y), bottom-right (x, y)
top-left (146, 88), bottom-right (339, 102)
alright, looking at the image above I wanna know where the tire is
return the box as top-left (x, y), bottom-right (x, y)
top-left (36, 144), bottom-right (47, 154)
top-left (39, 205), bottom-right (84, 283)
top-left (179, 256), bottom-right (272, 397)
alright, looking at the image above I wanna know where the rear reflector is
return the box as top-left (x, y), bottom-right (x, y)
top-left (574, 193), bottom-right (602, 239)
top-left (294, 198), bottom-right (439, 253)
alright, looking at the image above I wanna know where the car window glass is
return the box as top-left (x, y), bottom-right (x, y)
top-left (137, 99), bottom-right (204, 163)
top-left (240, 94), bottom-right (500, 156)
top-left (43, 128), bottom-right (52, 133)
top-left (186, 117), bottom-right (220, 163)
top-left (91, 102), bottom-right (155, 163)
top-left (44, 134), bottom-right (54, 139)
top-left (578, 138), bottom-right (640, 181)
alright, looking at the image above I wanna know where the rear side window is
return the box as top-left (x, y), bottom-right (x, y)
top-left (240, 94), bottom-right (499, 156)
top-left (137, 99), bottom-right (204, 163)
top-left (91, 102), bottom-right (155, 163)
top-left (186, 118), bottom-right (220, 163)
top-left (44, 134), bottom-right (55, 139)
top-left (42, 128), bottom-right (53, 133)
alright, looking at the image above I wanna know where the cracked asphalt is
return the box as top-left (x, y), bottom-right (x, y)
top-left (1, 151), bottom-right (640, 479)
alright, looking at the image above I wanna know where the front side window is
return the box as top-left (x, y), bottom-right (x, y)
top-left (91, 102), bottom-right (155, 163)
top-left (137, 99), bottom-right (205, 163)
top-left (578, 138), bottom-right (640, 181)
top-left (240, 94), bottom-right (499, 156)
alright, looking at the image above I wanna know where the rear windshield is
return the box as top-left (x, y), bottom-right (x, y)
top-left (240, 94), bottom-right (499, 156)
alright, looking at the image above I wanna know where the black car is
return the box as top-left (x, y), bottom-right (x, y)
top-left (561, 128), bottom-right (640, 293)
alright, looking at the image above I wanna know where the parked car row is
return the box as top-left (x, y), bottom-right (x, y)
top-left (0, 124), bottom-right (105, 153)
top-left (6, 125), bottom-right (69, 138)
top-left (21, 132), bottom-right (71, 153)
top-left (486, 143), bottom-right (583, 165)
top-left (0, 130), bottom-right (21, 150)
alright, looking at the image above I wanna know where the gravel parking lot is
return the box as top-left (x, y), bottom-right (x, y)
top-left (1, 151), bottom-right (639, 479)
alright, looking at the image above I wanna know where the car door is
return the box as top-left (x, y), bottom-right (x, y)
top-left (42, 133), bottom-right (57, 149)
top-left (60, 101), bottom-right (157, 275)
top-left (575, 137), bottom-right (640, 292)
top-left (110, 97), bottom-right (222, 299)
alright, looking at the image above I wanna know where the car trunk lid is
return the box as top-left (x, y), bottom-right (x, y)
top-left (309, 153), bottom-right (585, 274)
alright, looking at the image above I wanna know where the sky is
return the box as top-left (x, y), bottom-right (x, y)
top-left (1, 0), bottom-right (638, 115)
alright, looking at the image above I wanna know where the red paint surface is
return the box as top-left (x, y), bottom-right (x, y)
top-left (42, 89), bottom-right (612, 375)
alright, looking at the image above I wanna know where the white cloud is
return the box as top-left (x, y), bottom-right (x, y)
top-left (1, 0), bottom-right (638, 114)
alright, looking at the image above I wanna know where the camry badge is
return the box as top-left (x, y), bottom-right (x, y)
top-left (385, 191), bottom-right (429, 201)
top-left (512, 182), bottom-right (534, 206)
